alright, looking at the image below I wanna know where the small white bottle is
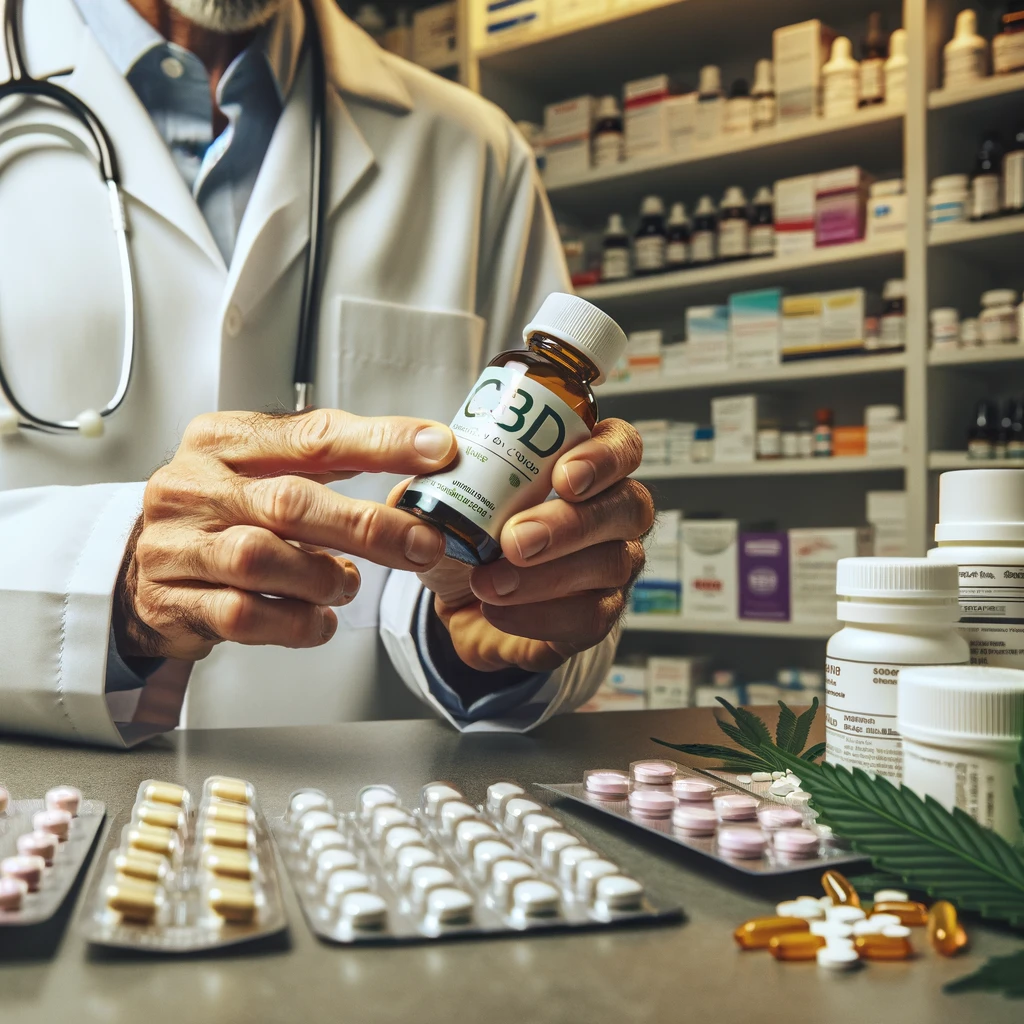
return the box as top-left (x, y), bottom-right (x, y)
top-left (944, 9), bottom-right (988, 89)
top-left (696, 65), bottom-right (724, 141)
top-left (885, 28), bottom-right (908, 106)
top-left (592, 96), bottom-right (624, 168)
top-left (751, 59), bottom-right (776, 130)
top-left (601, 213), bottom-right (630, 281)
top-left (717, 186), bottom-right (749, 259)
top-left (823, 37), bottom-right (861, 119)
top-left (826, 558), bottom-right (969, 782)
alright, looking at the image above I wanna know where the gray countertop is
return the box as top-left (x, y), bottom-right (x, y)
top-left (1, 707), bottom-right (1020, 1023)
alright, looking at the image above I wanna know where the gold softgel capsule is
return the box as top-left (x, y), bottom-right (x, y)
top-left (106, 879), bottom-right (165, 924)
top-left (143, 782), bottom-right (188, 807)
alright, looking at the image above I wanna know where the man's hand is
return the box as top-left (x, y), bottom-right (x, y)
top-left (116, 409), bottom-right (456, 661)
top-left (412, 419), bottom-right (653, 676)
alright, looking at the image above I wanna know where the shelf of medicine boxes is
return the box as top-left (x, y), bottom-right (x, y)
top-left (634, 455), bottom-right (906, 480)
top-left (599, 351), bottom-right (906, 397)
top-left (576, 235), bottom-right (906, 313)
top-left (623, 613), bottom-right (836, 640)
top-left (928, 344), bottom-right (1024, 368)
top-left (927, 214), bottom-right (1024, 262)
top-left (543, 104), bottom-right (904, 215)
top-left (929, 451), bottom-right (1024, 471)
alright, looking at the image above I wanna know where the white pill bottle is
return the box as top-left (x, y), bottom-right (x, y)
top-left (825, 558), bottom-right (969, 782)
top-left (898, 664), bottom-right (1024, 844)
top-left (928, 469), bottom-right (1024, 668)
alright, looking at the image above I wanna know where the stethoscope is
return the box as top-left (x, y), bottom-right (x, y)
top-left (0, 0), bottom-right (327, 438)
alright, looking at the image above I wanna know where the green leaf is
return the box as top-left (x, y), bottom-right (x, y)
top-left (717, 698), bottom-right (774, 749)
top-left (946, 951), bottom-right (1024, 997)
top-left (772, 751), bottom-right (1024, 929)
top-left (788, 697), bottom-right (819, 753)
top-left (1016, 729), bottom-right (1024, 842)
top-left (846, 870), bottom-right (921, 895)
top-left (650, 739), bottom-right (772, 774)
top-left (775, 702), bottom-right (797, 751)
top-left (801, 741), bottom-right (827, 762)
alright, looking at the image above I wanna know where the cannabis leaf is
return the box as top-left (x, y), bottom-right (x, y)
top-left (652, 697), bottom-right (825, 774)
top-left (1017, 735), bottom-right (1024, 842)
top-left (946, 950), bottom-right (1024, 998)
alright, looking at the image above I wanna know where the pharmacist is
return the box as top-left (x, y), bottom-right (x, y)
top-left (0, 0), bottom-right (652, 745)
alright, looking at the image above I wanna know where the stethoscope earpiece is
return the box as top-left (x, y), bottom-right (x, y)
top-left (75, 409), bottom-right (104, 438)
top-left (0, 405), bottom-right (18, 436)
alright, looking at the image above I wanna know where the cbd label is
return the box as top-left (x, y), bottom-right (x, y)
top-left (411, 365), bottom-right (591, 541)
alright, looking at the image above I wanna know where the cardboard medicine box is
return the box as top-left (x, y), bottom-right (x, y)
top-left (681, 519), bottom-right (739, 621)
top-left (739, 532), bottom-right (790, 621)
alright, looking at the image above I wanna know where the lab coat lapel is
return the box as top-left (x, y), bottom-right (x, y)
top-left (59, 31), bottom-right (225, 271)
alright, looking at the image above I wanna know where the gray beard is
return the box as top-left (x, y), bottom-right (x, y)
top-left (164, 0), bottom-right (288, 32)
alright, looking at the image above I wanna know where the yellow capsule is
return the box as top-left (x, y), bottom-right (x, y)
top-left (135, 801), bottom-right (187, 833)
top-left (854, 933), bottom-right (914, 960)
top-left (143, 781), bottom-right (188, 807)
top-left (127, 823), bottom-right (179, 859)
top-left (202, 821), bottom-right (254, 850)
top-left (821, 869), bottom-right (861, 907)
top-left (114, 850), bottom-right (170, 884)
top-left (872, 900), bottom-right (928, 926)
top-left (207, 880), bottom-right (257, 924)
top-left (734, 916), bottom-right (810, 949)
top-left (204, 800), bottom-right (256, 826)
top-left (203, 846), bottom-right (256, 881)
top-left (106, 878), bottom-right (165, 923)
top-left (927, 900), bottom-right (968, 956)
top-left (769, 932), bottom-right (826, 961)
top-left (208, 776), bottom-right (252, 805)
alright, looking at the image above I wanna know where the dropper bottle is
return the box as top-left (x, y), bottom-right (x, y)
top-left (859, 11), bottom-right (887, 105)
top-left (751, 58), bottom-right (776, 130)
top-left (944, 9), bottom-right (988, 89)
top-left (823, 37), bottom-right (860, 118)
top-left (691, 195), bottom-right (718, 264)
top-left (666, 202), bottom-right (691, 268)
top-left (601, 213), bottom-right (630, 280)
top-left (696, 65), bottom-right (724, 141)
top-left (885, 28), bottom-right (908, 106)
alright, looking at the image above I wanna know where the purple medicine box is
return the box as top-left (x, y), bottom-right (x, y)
top-left (739, 532), bottom-right (790, 621)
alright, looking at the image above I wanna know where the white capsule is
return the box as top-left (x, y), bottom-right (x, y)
top-left (298, 810), bottom-right (337, 836)
top-left (786, 771), bottom-right (802, 786)
top-left (786, 791), bottom-right (813, 806)
top-left (751, 772), bottom-right (772, 782)
top-left (771, 771), bottom-right (785, 780)
top-left (75, 408), bottom-right (104, 437)
top-left (769, 780), bottom-right (797, 796)
top-left (873, 888), bottom-right (909, 903)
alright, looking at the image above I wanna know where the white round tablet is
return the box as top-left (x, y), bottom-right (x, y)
top-left (593, 874), bottom-right (644, 911)
top-left (358, 786), bottom-right (399, 820)
top-left (341, 891), bottom-right (388, 929)
top-left (288, 790), bottom-right (330, 822)
top-left (486, 783), bottom-right (525, 817)
top-left (410, 865), bottom-right (455, 906)
top-left (383, 826), bottom-right (425, 861)
top-left (490, 859), bottom-right (537, 909)
top-left (426, 886), bottom-right (475, 925)
top-left (827, 905), bottom-right (866, 925)
top-left (315, 849), bottom-right (359, 886)
top-left (873, 888), bottom-right (908, 903)
top-left (575, 859), bottom-right (619, 901)
top-left (520, 814), bottom-right (561, 854)
top-left (816, 944), bottom-right (861, 971)
top-left (439, 801), bottom-right (478, 837)
top-left (540, 831), bottom-right (580, 870)
top-left (456, 819), bottom-right (499, 858)
top-left (422, 783), bottom-right (463, 818)
top-left (325, 870), bottom-right (370, 907)
top-left (558, 846), bottom-right (600, 886)
top-left (396, 845), bottom-right (440, 886)
top-left (473, 840), bottom-right (515, 879)
top-left (503, 798), bottom-right (543, 833)
top-left (371, 806), bottom-right (414, 841)
top-left (512, 879), bottom-right (560, 917)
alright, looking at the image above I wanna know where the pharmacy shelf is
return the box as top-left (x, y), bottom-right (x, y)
top-left (927, 214), bottom-right (1024, 263)
top-left (928, 71), bottom-right (1024, 111)
top-left (928, 345), bottom-right (1024, 367)
top-left (543, 105), bottom-right (904, 215)
top-left (634, 456), bottom-right (906, 480)
top-left (599, 352), bottom-right (906, 397)
top-left (577, 235), bottom-right (906, 311)
top-left (929, 451), bottom-right (1024, 471)
top-left (623, 614), bottom-right (836, 639)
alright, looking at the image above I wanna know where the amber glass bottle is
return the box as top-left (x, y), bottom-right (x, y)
top-left (398, 294), bottom-right (626, 565)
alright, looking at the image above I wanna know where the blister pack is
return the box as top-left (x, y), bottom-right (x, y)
top-left (271, 779), bottom-right (681, 944)
top-left (0, 784), bottom-right (104, 925)
top-left (540, 760), bottom-right (866, 876)
top-left (81, 776), bottom-right (287, 951)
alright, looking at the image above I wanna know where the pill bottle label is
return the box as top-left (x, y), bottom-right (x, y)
top-left (879, 313), bottom-right (906, 349)
top-left (666, 240), bottom-right (688, 265)
top-left (753, 96), bottom-right (776, 128)
top-left (691, 230), bottom-right (715, 263)
top-left (593, 132), bottom-right (623, 168)
top-left (902, 737), bottom-right (1022, 842)
top-left (945, 49), bottom-right (986, 87)
top-left (412, 366), bottom-right (590, 542)
top-left (1003, 151), bottom-right (1024, 210)
top-left (749, 225), bottom-right (774, 256)
top-left (980, 310), bottom-right (1015, 344)
top-left (634, 236), bottom-right (666, 272)
top-left (885, 67), bottom-right (907, 105)
top-left (859, 61), bottom-right (885, 103)
top-left (602, 249), bottom-right (629, 280)
top-left (823, 74), bottom-right (858, 118)
top-left (967, 439), bottom-right (994, 459)
top-left (953, 564), bottom-right (1024, 669)
top-left (695, 98), bottom-right (723, 140)
top-left (972, 175), bottom-right (1001, 219)
top-left (825, 657), bottom-right (908, 781)
top-left (928, 198), bottom-right (967, 225)
top-left (718, 220), bottom-right (749, 259)
top-left (993, 32), bottom-right (1024, 75)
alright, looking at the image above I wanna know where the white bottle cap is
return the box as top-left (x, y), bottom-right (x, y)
top-left (694, 194), bottom-right (717, 217)
top-left (835, 557), bottom-right (960, 625)
top-left (605, 212), bottom-right (626, 235)
top-left (931, 173), bottom-right (969, 193)
top-left (981, 288), bottom-right (1017, 307)
top-left (721, 186), bottom-right (747, 209)
top-left (930, 307), bottom-right (960, 325)
top-left (753, 185), bottom-right (773, 205)
top-left (668, 201), bottom-right (688, 224)
top-left (935, 469), bottom-right (1024, 542)
top-left (640, 195), bottom-right (665, 216)
top-left (954, 8), bottom-right (979, 39)
top-left (752, 58), bottom-right (773, 93)
top-left (882, 278), bottom-right (906, 300)
top-left (888, 27), bottom-right (907, 60)
top-left (870, 178), bottom-right (904, 197)
top-left (523, 293), bottom-right (627, 385)
top-left (596, 95), bottom-right (620, 119)
top-left (898, 665), bottom-right (1024, 754)
top-left (825, 36), bottom-right (858, 71)
top-left (699, 65), bottom-right (721, 95)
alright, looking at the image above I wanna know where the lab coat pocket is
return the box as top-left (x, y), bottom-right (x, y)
top-left (322, 297), bottom-right (485, 629)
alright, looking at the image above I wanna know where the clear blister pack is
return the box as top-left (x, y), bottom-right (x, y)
top-left (539, 760), bottom-right (867, 877)
top-left (271, 779), bottom-right (681, 944)
top-left (80, 776), bottom-right (287, 952)
top-left (0, 785), bottom-right (104, 925)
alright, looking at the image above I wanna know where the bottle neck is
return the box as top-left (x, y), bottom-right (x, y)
top-left (527, 334), bottom-right (601, 383)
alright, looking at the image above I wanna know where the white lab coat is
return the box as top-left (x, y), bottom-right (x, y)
top-left (0, 0), bottom-right (615, 746)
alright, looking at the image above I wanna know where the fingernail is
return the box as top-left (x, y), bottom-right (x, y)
top-left (344, 565), bottom-right (361, 598)
top-left (414, 426), bottom-right (454, 461)
top-left (487, 560), bottom-right (519, 596)
top-left (510, 521), bottom-right (550, 560)
top-left (406, 524), bottom-right (443, 564)
top-left (563, 459), bottom-right (596, 496)
top-left (320, 610), bottom-right (338, 640)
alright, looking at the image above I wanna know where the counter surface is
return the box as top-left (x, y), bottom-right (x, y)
top-left (1, 707), bottom-right (1020, 1023)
